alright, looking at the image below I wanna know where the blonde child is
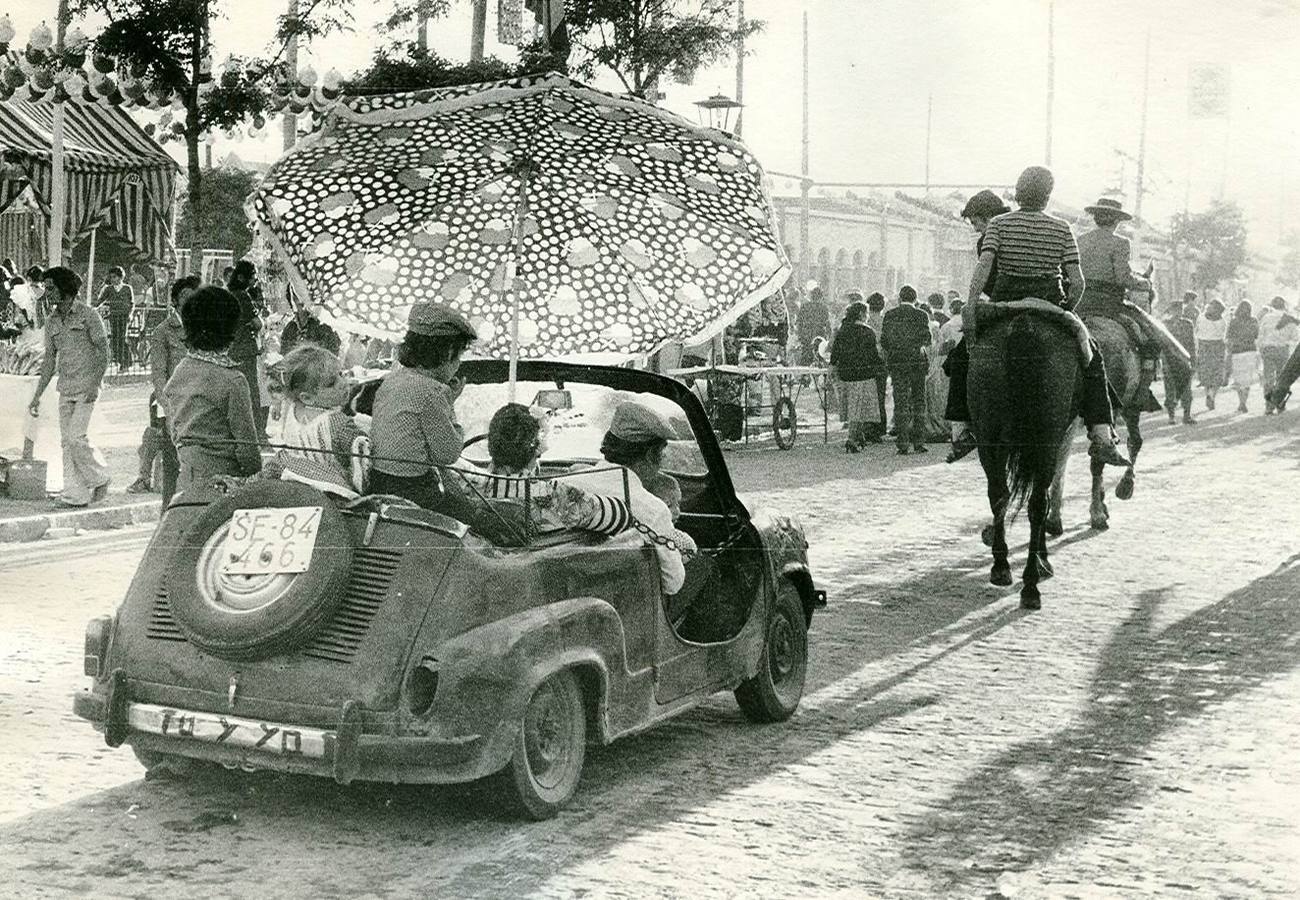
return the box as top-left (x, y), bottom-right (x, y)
top-left (270, 343), bottom-right (367, 497)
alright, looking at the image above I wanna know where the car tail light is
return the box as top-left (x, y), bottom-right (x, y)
top-left (83, 615), bottom-right (112, 678)
top-left (406, 658), bottom-right (439, 717)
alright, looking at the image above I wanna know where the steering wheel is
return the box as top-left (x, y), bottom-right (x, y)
top-left (463, 433), bottom-right (488, 450)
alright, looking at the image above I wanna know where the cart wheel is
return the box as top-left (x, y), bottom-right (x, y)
top-left (772, 397), bottom-right (797, 450)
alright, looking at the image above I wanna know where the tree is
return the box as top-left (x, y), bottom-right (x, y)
top-left (174, 165), bottom-right (261, 260)
top-left (70, 0), bottom-right (350, 271)
top-left (1170, 200), bottom-right (1249, 294)
top-left (342, 45), bottom-right (537, 96)
top-left (1277, 230), bottom-right (1300, 289)
top-left (566, 0), bottom-right (761, 99)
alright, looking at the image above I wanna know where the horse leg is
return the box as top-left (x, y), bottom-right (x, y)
top-left (1116, 409), bottom-right (1142, 501)
top-left (1021, 481), bottom-right (1047, 609)
top-left (1045, 424), bottom-right (1073, 537)
top-left (983, 448), bottom-right (1013, 587)
top-left (1088, 452), bottom-right (1110, 530)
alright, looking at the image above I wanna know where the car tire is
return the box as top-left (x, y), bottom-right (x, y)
top-left (735, 581), bottom-right (807, 723)
top-left (507, 669), bottom-right (586, 820)
top-left (132, 745), bottom-right (211, 779)
top-left (164, 480), bottom-right (354, 661)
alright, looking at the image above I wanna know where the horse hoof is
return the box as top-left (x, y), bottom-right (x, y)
top-left (1091, 517), bottom-right (1110, 531)
top-left (1044, 516), bottom-right (1064, 538)
top-left (1116, 473), bottom-right (1135, 501)
top-left (1020, 587), bottom-right (1042, 610)
top-left (981, 524), bottom-right (995, 547)
top-left (991, 565), bottom-right (1013, 587)
top-left (1039, 557), bottom-right (1055, 580)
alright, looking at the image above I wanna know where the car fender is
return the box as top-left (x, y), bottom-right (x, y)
top-left (746, 505), bottom-right (819, 619)
top-left (422, 597), bottom-right (624, 772)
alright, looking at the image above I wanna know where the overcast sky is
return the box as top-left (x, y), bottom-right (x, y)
top-left (9, 0), bottom-right (1300, 253)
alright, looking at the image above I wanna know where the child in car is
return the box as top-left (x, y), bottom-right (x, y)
top-left (646, 472), bottom-right (698, 554)
top-left (163, 286), bottom-right (263, 490)
top-left (269, 343), bottom-right (367, 497)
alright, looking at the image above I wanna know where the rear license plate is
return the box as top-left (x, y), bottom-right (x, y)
top-left (128, 703), bottom-right (329, 758)
top-left (222, 506), bottom-right (323, 575)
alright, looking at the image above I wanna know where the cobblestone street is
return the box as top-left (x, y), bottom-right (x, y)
top-left (1, 404), bottom-right (1297, 898)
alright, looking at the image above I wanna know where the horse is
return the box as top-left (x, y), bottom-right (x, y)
top-left (970, 311), bottom-right (1082, 610)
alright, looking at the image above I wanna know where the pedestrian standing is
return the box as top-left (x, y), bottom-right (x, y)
top-left (829, 300), bottom-right (886, 452)
top-left (1194, 298), bottom-right (1228, 410)
top-left (796, 283), bottom-right (832, 365)
top-left (133, 275), bottom-right (199, 504)
top-left (927, 292), bottom-right (950, 327)
top-left (1162, 300), bottom-right (1197, 424)
top-left (866, 291), bottom-right (888, 429)
top-left (163, 285), bottom-right (263, 490)
top-left (27, 266), bottom-right (112, 507)
top-left (225, 260), bottom-right (268, 438)
top-left (1226, 300), bottom-right (1260, 413)
top-left (1258, 297), bottom-right (1298, 414)
top-left (94, 265), bottom-right (134, 371)
top-left (879, 284), bottom-right (931, 454)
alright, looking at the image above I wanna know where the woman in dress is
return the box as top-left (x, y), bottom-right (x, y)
top-left (1194, 299), bottom-right (1228, 410)
top-left (829, 300), bottom-right (886, 452)
top-left (922, 308), bottom-right (949, 441)
top-left (1226, 300), bottom-right (1260, 413)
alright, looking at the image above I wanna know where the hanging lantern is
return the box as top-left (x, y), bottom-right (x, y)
top-left (63, 70), bottom-right (87, 96)
top-left (2, 64), bottom-right (24, 89)
top-left (143, 122), bottom-right (156, 136)
top-left (92, 52), bottom-right (115, 74)
top-left (24, 46), bottom-right (46, 68)
top-left (253, 113), bottom-right (266, 130)
top-left (320, 67), bottom-right (342, 100)
top-left (24, 84), bottom-right (47, 102)
top-left (90, 71), bottom-right (115, 96)
top-left (297, 63), bottom-right (317, 87)
top-left (32, 68), bottom-right (55, 92)
top-left (64, 25), bottom-right (88, 51)
top-left (29, 22), bottom-right (53, 52)
top-left (0, 14), bottom-right (14, 46)
top-left (170, 121), bottom-right (185, 137)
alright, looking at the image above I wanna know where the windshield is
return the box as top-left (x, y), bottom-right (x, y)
top-left (456, 380), bottom-right (707, 477)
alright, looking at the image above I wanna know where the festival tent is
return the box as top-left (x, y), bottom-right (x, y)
top-left (0, 69), bottom-right (178, 264)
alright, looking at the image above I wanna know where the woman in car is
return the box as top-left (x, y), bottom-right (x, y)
top-left (368, 302), bottom-right (477, 507)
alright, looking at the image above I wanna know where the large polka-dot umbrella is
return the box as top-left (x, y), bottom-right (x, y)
top-left (251, 72), bottom-right (790, 369)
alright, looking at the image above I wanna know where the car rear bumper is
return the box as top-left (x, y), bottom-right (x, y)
top-left (74, 671), bottom-right (497, 785)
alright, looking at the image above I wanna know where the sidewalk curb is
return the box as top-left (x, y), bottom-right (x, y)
top-left (0, 500), bottom-right (160, 543)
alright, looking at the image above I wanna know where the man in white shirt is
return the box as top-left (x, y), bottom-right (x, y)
top-left (1258, 297), bottom-right (1299, 414)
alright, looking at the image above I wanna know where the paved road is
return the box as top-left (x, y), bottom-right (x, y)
top-left (1, 407), bottom-right (1298, 898)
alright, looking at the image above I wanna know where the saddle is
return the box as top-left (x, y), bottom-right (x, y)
top-left (968, 298), bottom-right (1093, 368)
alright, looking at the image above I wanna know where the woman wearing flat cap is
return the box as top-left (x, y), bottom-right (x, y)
top-left (368, 301), bottom-right (478, 507)
top-left (561, 400), bottom-right (719, 626)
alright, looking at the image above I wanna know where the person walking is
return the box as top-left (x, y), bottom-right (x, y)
top-left (1194, 298), bottom-right (1228, 410)
top-left (225, 260), bottom-right (268, 438)
top-left (28, 267), bottom-right (112, 507)
top-left (880, 284), bottom-right (931, 454)
top-left (1258, 297), bottom-right (1298, 414)
top-left (1226, 300), bottom-right (1260, 412)
top-left (94, 265), bottom-right (135, 371)
top-left (796, 282), bottom-right (832, 365)
top-left (1162, 299), bottom-right (1197, 424)
top-left (135, 275), bottom-right (200, 504)
top-left (865, 291), bottom-right (888, 429)
top-left (829, 300), bottom-right (886, 451)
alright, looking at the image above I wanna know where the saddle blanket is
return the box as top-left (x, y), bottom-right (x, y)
top-left (967, 298), bottom-right (1093, 368)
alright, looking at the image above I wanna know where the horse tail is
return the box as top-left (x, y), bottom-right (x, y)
top-left (1003, 316), bottom-right (1060, 512)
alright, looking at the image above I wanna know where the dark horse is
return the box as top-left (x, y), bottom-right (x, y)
top-left (970, 312), bottom-right (1081, 610)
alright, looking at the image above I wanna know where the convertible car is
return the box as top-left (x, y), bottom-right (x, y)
top-left (74, 361), bottom-right (825, 818)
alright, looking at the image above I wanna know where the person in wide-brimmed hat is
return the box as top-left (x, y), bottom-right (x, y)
top-left (1075, 193), bottom-right (1187, 416)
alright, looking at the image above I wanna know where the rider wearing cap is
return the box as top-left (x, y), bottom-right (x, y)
top-left (955, 168), bottom-right (1130, 468)
top-left (369, 301), bottom-right (478, 507)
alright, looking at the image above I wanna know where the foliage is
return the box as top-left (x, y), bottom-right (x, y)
top-left (381, 0), bottom-right (456, 33)
top-left (1169, 200), bottom-right (1249, 293)
top-left (175, 166), bottom-right (261, 260)
top-left (1277, 230), bottom-right (1300, 289)
top-left (342, 45), bottom-right (538, 95)
top-left (0, 342), bottom-right (43, 376)
top-left (566, 0), bottom-right (762, 97)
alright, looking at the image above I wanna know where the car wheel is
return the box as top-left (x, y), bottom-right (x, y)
top-left (507, 669), bottom-right (586, 820)
top-left (735, 581), bottom-right (808, 723)
top-left (132, 745), bottom-right (209, 779)
top-left (164, 480), bottom-right (354, 661)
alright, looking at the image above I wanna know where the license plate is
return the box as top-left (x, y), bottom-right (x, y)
top-left (127, 703), bottom-right (329, 758)
top-left (222, 506), bottom-right (323, 575)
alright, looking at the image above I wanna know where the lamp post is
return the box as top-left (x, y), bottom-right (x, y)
top-left (692, 92), bottom-right (743, 133)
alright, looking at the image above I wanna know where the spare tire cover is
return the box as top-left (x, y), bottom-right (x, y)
top-left (165, 480), bottom-right (354, 660)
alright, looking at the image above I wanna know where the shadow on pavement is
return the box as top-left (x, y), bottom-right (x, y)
top-left (899, 553), bottom-right (1300, 891)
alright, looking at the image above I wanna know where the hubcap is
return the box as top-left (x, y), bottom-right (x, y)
top-left (524, 682), bottom-right (572, 790)
top-left (196, 522), bottom-right (296, 613)
top-left (768, 614), bottom-right (795, 683)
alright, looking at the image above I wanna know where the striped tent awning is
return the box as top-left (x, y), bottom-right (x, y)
top-left (0, 69), bottom-right (178, 263)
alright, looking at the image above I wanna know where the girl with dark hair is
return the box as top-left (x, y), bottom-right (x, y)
top-left (162, 285), bottom-right (263, 489)
top-left (830, 301), bottom-right (886, 451)
top-left (1227, 300), bottom-right (1260, 412)
top-left (94, 265), bottom-right (135, 370)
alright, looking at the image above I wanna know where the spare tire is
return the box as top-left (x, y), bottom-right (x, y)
top-left (165, 480), bottom-right (354, 660)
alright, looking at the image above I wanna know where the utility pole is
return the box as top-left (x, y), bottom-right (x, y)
top-left (799, 10), bottom-right (811, 287)
top-left (1133, 29), bottom-right (1151, 258)
top-left (924, 93), bottom-right (933, 194)
top-left (734, 0), bottom-right (745, 138)
top-left (1045, 0), bottom-right (1055, 166)
top-left (470, 0), bottom-right (487, 63)
top-left (417, 6), bottom-right (428, 52)
top-left (282, 0), bottom-right (298, 151)
top-left (48, 0), bottom-right (69, 266)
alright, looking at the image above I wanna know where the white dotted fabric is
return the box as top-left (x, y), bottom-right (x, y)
top-left (251, 73), bottom-right (791, 358)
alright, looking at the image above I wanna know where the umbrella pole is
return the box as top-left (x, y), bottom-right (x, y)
top-left (507, 166), bottom-right (532, 402)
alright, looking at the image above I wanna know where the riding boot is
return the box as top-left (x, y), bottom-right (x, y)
top-left (1080, 341), bottom-right (1116, 427)
top-left (943, 337), bottom-right (971, 421)
top-left (1136, 357), bottom-right (1161, 413)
